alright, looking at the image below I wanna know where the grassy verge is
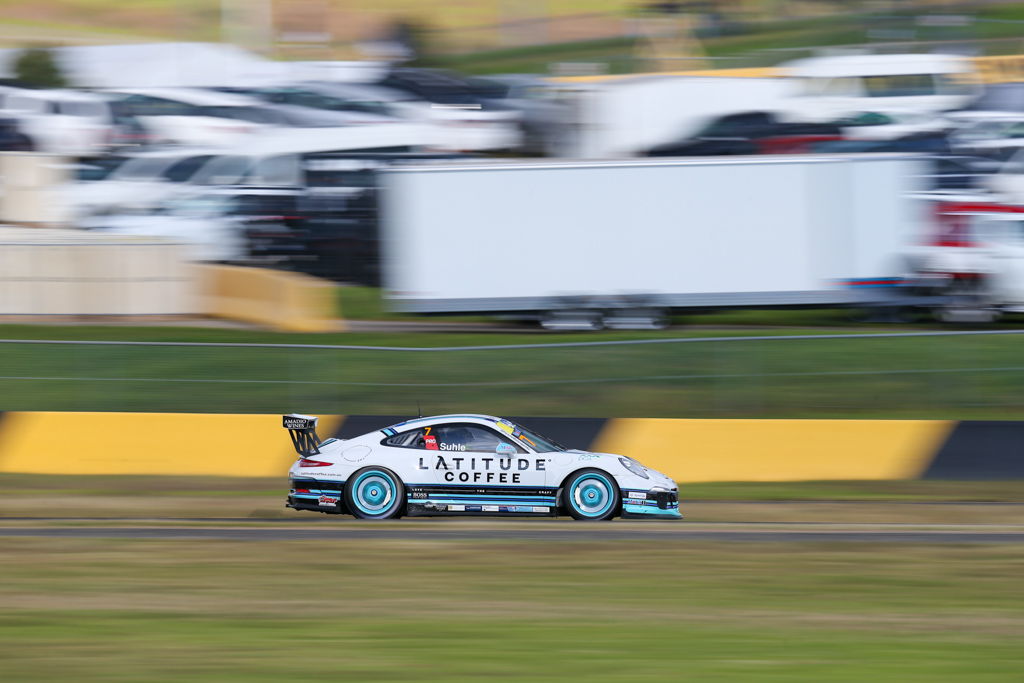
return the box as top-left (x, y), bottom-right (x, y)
top-left (1, 322), bottom-right (1024, 417)
top-left (5, 474), bottom-right (1023, 502)
top-left (1, 537), bottom-right (1022, 681)
top-left (1, 476), bottom-right (1021, 523)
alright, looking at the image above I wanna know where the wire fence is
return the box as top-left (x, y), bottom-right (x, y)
top-left (2, 331), bottom-right (1024, 418)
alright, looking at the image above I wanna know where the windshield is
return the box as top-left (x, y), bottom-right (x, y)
top-left (111, 155), bottom-right (181, 181)
top-left (76, 156), bottom-right (128, 181)
top-left (496, 418), bottom-right (566, 452)
top-left (863, 74), bottom-right (938, 97)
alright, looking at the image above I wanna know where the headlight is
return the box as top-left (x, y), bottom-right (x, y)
top-left (618, 457), bottom-right (649, 479)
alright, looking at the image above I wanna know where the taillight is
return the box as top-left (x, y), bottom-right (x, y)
top-left (299, 459), bottom-right (332, 468)
top-left (294, 488), bottom-right (311, 493)
top-left (932, 207), bottom-right (976, 248)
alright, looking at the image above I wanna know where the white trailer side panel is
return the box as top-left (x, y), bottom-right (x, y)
top-left (382, 156), bottom-right (923, 313)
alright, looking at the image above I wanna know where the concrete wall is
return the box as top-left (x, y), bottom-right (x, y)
top-left (0, 228), bottom-right (196, 315)
top-left (0, 153), bottom-right (70, 226)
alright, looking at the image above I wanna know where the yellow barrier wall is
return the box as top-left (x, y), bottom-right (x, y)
top-left (0, 412), bottom-right (345, 477)
top-left (196, 264), bottom-right (340, 333)
top-left (593, 419), bottom-right (954, 482)
top-left (0, 412), bottom-right (954, 481)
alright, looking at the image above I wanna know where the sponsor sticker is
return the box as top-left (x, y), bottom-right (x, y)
top-left (496, 422), bottom-right (514, 434)
top-left (628, 492), bottom-right (646, 499)
top-left (318, 495), bottom-right (339, 506)
top-left (448, 504), bottom-right (465, 512)
top-left (424, 434), bottom-right (439, 450)
top-left (531, 506), bottom-right (549, 513)
top-left (465, 505), bottom-right (483, 512)
top-left (482, 505), bottom-right (499, 512)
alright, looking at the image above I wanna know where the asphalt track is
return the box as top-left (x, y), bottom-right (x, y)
top-left (3, 520), bottom-right (1024, 543)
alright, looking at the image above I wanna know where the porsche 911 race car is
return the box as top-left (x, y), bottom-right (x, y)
top-left (284, 413), bottom-right (681, 521)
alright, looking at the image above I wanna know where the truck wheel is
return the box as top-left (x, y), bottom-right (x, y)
top-left (562, 469), bottom-right (619, 521)
top-left (540, 310), bottom-right (605, 331)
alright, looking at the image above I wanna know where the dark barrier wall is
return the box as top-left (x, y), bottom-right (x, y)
top-left (923, 421), bottom-right (1024, 480)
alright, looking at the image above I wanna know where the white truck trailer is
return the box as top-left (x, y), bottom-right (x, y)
top-left (380, 154), bottom-right (927, 328)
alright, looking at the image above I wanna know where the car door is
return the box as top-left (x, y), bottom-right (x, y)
top-left (379, 423), bottom-right (530, 484)
top-left (423, 422), bottom-right (538, 487)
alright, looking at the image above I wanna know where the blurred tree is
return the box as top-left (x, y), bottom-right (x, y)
top-left (389, 17), bottom-right (440, 67)
top-left (12, 47), bottom-right (68, 88)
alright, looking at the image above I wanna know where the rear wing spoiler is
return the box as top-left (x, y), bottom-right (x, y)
top-left (283, 414), bottom-right (322, 457)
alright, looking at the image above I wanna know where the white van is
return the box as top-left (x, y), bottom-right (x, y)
top-left (782, 53), bottom-right (979, 122)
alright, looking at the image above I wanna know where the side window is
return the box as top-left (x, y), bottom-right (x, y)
top-left (383, 429), bottom-right (426, 448)
top-left (433, 424), bottom-right (525, 454)
top-left (382, 424), bottom-right (525, 454)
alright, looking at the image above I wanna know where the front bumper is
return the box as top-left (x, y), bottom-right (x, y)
top-left (620, 488), bottom-right (682, 520)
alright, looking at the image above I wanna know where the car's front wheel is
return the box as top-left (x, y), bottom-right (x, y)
top-left (345, 467), bottom-right (404, 520)
top-left (562, 469), bottom-right (619, 521)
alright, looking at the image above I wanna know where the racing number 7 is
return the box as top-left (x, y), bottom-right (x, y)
top-left (424, 426), bottom-right (438, 451)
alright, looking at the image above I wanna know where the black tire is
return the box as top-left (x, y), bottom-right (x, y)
top-left (344, 466), bottom-right (404, 520)
top-left (561, 468), bottom-right (619, 521)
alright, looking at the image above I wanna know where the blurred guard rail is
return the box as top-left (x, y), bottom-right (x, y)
top-left (0, 412), bottom-right (1019, 481)
top-left (196, 264), bottom-right (339, 333)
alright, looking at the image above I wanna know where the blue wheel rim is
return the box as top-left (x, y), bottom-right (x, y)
top-left (353, 470), bottom-right (396, 516)
top-left (570, 473), bottom-right (614, 517)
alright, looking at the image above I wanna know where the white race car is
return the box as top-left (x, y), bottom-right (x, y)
top-left (284, 414), bottom-right (681, 521)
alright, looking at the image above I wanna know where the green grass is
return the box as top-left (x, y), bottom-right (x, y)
top-left (0, 323), bottom-right (1019, 419)
top-left (1, 537), bottom-right (1021, 681)
top-left (1, 322), bottom-right (1024, 418)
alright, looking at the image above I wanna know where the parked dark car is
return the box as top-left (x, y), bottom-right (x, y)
top-left (645, 111), bottom-right (843, 157)
top-left (378, 67), bottom-right (495, 108)
top-left (927, 155), bottom-right (1000, 190)
top-left (0, 116), bottom-right (34, 151)
top-left (811, 131), bottom-right (952, 155)
top-left (246, 152), bottom-right (475, 285)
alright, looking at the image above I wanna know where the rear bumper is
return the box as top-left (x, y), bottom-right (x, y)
top-left (288, 478), bottom-right (347, 514)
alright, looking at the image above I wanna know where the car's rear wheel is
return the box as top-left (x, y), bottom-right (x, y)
top-left (345, 467), bottom-right (404, 520)
top-left (562, 469), bottom-right (619, 521)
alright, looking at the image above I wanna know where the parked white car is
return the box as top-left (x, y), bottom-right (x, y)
top-left (0, 87), bottom-right (114, 156)
top-left (105, 88), bottom-right (269, 147)
top-left (312, 81), bottom-right (520, 151)
top-left (64, 148), bottom-right (222, 218)
top-left (905, 193), bottom-right (1024, 319)
top-left (782, 53), bottom-right (979, 122)
top-left (78, 187), bottom-right (294, 262)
